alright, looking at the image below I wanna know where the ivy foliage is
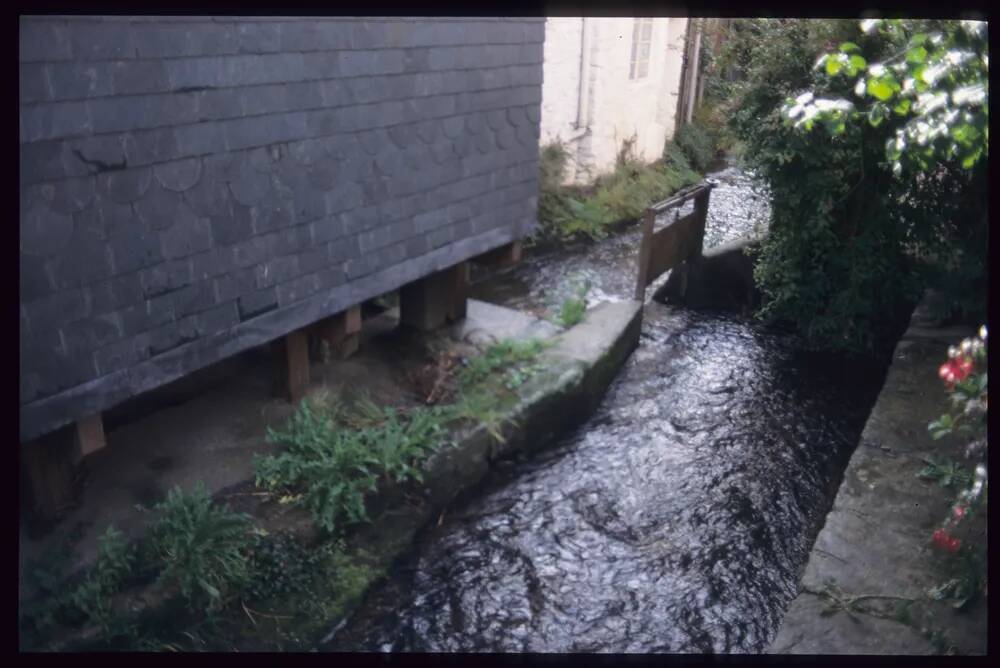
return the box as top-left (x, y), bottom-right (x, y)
top-left (717, 19), bottom-right (987, 352)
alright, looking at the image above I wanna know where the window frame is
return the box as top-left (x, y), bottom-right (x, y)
top-left (629, 17), bottom-right (654, 80)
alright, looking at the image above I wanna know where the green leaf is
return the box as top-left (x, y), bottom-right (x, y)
top-left (893, 98), bottom-right (911, 115)
top-left (826, 57), bottom-right (842, 76)
top-left (906, 46), bottom-right (928, 64)
top-left (849, 54), bottom-right (867, 71)
top-left (840, 41), bottom-right (861, 53)
top-left (869, 104), bottom-right (887, 127)
top-left (868, 78), bottom-right (895, 101)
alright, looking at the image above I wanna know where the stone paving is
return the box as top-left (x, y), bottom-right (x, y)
top-left (769, 297), bottom-right (987, 655)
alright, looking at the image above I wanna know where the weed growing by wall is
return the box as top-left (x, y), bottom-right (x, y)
top-left (556, 282), bottom-right (590, 328)
top-left (675, 122), bottom-right (718, 172)
top-left (20, 526), bottom-right (136, 644)
top-left (535, 141), bottom-right (702, 242)
top-left (147, 483), bottom-right (255, 613)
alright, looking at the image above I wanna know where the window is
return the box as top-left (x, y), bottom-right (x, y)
top-left (629, 18), bottom-right (654, 80)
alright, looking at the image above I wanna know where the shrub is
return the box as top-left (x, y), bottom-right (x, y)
top-left (693, 103), bottom-right (735, 155)
top-left (21, 526), bottom-right (136, 642)
top-left (534, 141), bottom-right (702, 242)
top-left (255, 398), bottom-right (450, 535)
top-left (246, 531), bottom-right (331, 602)
top-left (68, 526), bottom-right (135, 632)
top-left (148, 483), bottom-right (254, 613)
top-left (721, 18), bottom-right (987, 352)
top-left (539, 141), bottom-right (569, 191)
top-left (923, 326), bottom-right (987, 609)
top-left (675, 121), bottom-right (717, 172)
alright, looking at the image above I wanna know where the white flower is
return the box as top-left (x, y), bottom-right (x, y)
top-left (979, 325), bottom-right (987, 341)
top-left (952, 84), bottom-right (987, 107)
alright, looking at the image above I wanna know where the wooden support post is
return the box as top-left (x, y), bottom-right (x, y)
top-left (21, 414), bottom-right (105, 521)
top-left (634, 208), bottom-right (655, 302)
top-left (73, 414), bottom-right (106, 463)
top-left (472, 240), bottom-right (522, 270)
top-left (21, 436), bottom-right (77, 521)
top-left (447, 262), bottom-right (469, 322)
top-left (400, 262), bottom-right (469, 332)
top-left (273, 329), bottom-right (310, 404)
top-left (316, 304), bottom-right (362, 362)
top-left (693, 188), bottom-right (711, 257)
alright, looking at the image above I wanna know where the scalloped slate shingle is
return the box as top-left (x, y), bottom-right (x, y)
top-left (19, 16), bottom-right (543, 441)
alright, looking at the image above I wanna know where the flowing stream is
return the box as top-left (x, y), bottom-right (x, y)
top-left (323, 164), bottom-right (892, 653)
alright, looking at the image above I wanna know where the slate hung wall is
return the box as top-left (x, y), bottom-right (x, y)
top-left (20, 17), bottom-right (544, 442)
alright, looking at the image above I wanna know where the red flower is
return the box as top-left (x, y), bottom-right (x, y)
top-left (938, 357), bottom-right (973, 387)
top-left (932, 528), bottom-right (962, 553)
top-left (953, 505), bottom-right (967, 521)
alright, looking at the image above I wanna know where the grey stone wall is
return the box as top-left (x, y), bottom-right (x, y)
top-left (19, 16), bottom-right (544, 441)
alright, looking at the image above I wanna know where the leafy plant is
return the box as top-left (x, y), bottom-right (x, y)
top-left (246, 531), bottom-right (333, 603)
top-left (924, 328), bottom-right (987, 576)
top-left (443, 391), bottom-right (515, 443)
top-left (457, 338), bottom-right (548, 389)
top-left (717, 18), bottom-right (987, 352)
top-left (917, 458), bottom-right (971, 489)
top-left (68, 526), bottom-right (135, 632)
top-left (786, 19), bottom-right (988, 173)
top-left (534, 140), bottom-right (702, 242)
top-left (737, 18), bottom-right (988, 350)
top-left (556, 282), bottom-right (589, 328)
top-left (256, 397), bottom-right (451, 535)
top-left (676, 121), bottom-right (718, 172)
top-left (148, 483), bottom-right (254, 613)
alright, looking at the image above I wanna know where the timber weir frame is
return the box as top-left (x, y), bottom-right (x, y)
top-left (634, 181), bottom-right (715, 302)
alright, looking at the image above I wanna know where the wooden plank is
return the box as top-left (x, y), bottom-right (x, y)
top-left (645, 211), bottom-right (702, 287)
top-left (634, 208), bottom-right (655, 301)
top-left (73, 413), bottom-right (106, 461)
top-left (447, 261), bottom-right (469, 322)
top-left (693, 188), bottom-right (710, 256)
top-left (648, 183), bottom-right (710, 213)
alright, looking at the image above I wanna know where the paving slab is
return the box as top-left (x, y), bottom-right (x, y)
top-left (768, 296), bottom-right (987, 655)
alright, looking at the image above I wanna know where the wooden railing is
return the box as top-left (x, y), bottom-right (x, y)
top-left (634, 181), bottom-right (714, 302)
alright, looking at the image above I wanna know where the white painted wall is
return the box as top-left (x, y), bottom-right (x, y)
top-left (540, 17), bottom-right (690, 186)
